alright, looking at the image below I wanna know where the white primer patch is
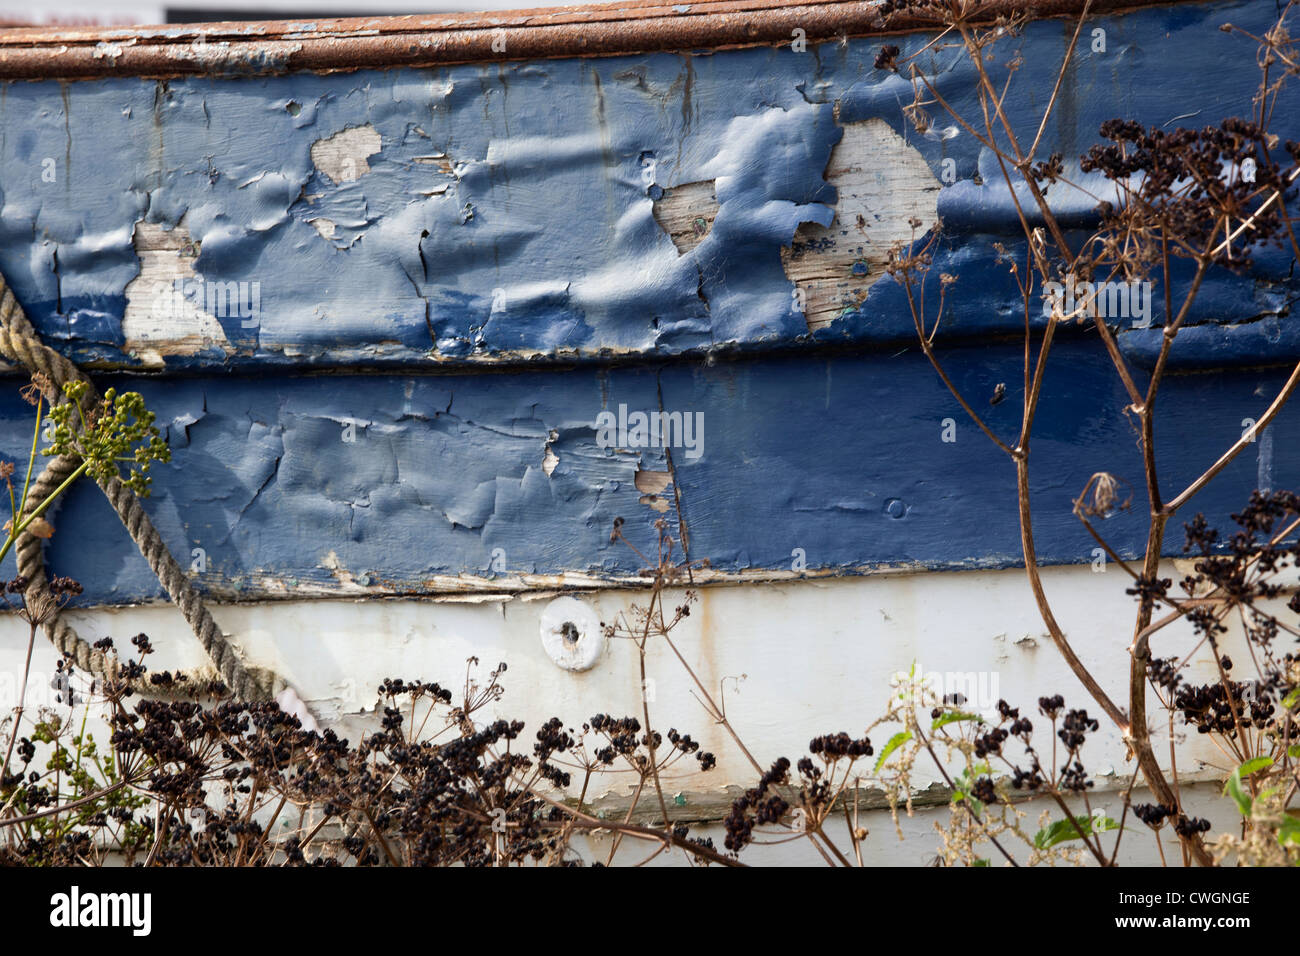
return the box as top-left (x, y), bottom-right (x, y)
top-left (311, 124), bottom-right (382, 184)
top-left (122, 221), bottom-right (233, 366)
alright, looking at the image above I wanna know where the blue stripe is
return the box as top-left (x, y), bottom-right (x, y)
top-left (8, 337), bottom-right (1293, 604)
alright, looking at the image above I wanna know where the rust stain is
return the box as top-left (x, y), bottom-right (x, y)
top-left (691, 584), bottom-right (728, 763)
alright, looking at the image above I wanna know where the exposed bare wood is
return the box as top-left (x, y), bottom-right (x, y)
top-left (781, 119), bottom-right (941, 332)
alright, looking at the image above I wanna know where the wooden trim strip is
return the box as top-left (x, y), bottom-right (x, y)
top-left (0, 0), bottom-right (1198, 81)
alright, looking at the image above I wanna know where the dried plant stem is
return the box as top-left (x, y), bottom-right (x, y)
top-left (914, 723), bottom-right (1019, 866)
top-left (0, 620), bottom-right (37, 788)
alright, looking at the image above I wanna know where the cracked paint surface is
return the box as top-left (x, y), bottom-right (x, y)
top-left (3, 337), bottom-right (1295, 605)
top-left (0, 0), bottom-right (1296, 604)
top-left (0, 0), bottom-right (1292, 371)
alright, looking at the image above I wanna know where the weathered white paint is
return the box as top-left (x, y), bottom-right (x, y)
top-left (1, 561), bottom-right (1247, 822)
top-left (539, 595), bottom-right (605, 671)
top-left (121, 221), bottom-right (233, 366)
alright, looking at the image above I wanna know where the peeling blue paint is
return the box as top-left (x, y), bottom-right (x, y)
top-left (0, 0), bottom-right (1296, 604)
top-left (6, 337), bottom-right (1293, 605)
top-left (0, 0), bottom-right (1291, 370)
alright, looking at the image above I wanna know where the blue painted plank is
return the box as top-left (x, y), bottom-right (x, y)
top-left (5, 337), bottom-right (1290, 604)
top-left (0, 0), bottom-right (1295, 604)
top-left (0, 0), bottom-right (1291, 370)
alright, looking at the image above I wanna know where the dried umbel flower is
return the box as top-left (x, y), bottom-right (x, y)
top-left (4, 656), bottom-right (647, 865)
top-left (1080, 117), bottom-right (1298, 274)
top-left (1031, 153), bottom-right (1065, 188)
top-left (971, 777), bottom-right (998, 804)
top-left (1074, 472), bottom-right (1132, 518)
top-left (874, 44), bottom-right (901, 71)
top-left (724, 757), bottom-right (791, 852)
top-left (48, 575), bottom-right (81, 597)
top-left (19, 372), bottom-right (53, 406)
top-left (1133, 803), bottom-right (1176, 828)
top-left (1174, 815), bottom-right (1213, 838)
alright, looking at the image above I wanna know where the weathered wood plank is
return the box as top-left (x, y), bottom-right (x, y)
top-left (14, 340), bottom-right (1292, 605)
top-left (0, 0), bottom-right (1289, 372)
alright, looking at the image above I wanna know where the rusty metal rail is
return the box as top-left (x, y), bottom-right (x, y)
top-left (0, 0), bottom-right (1193, 81)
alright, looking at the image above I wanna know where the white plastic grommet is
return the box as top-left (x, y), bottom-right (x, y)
top-left (540, 596), bottom-right (604, 671)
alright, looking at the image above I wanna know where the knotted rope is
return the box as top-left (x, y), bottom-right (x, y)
top-left (0, 271), bottom-right (282, 702)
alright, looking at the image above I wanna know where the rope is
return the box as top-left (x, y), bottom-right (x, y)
top-left (0, 271), bottom-right (283, 702)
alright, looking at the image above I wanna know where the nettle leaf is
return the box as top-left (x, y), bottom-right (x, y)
top-left (1238, 756), bottom-right (1274, 777)
top-left (873, 730), bottom-right (912, 773)
top-left (1223, 757), bottom-right (1275, 819)
top-left (932, 711), bottom-right (983, 731)
top-left (952, 762), bottom-right (991, 816)
top-left (1225, 768), bottom-right (1252, 817)
top-left (1033, 814), bottom-right (1118, 849)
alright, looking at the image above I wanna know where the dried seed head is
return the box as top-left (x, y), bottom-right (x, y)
top-left (1075, 472), bottom-right (1132, 518)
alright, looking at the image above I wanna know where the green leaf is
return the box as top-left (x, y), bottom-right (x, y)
top-left (1225, 767), bottom-right (1252, 817)
top-left (972, 857), bottom-right (991, 867)
top-left (932, 711), bottom-right (983, 730)
top-left (1278, 813), bottom-right (1300, 847)
top-left (951, 763), bottom-right (991, 816)
top-left (1283, 687), bottom-right (1300, 710)
top-left (953, 762), bottom-right (991, 790)
top-left (873, 730), bottom-right (912, 773)
top-left (952, 791), bottom-right (984, 816)
top-left (1238, 756), bottom-right (1274, 777)
top-left (1033, 814), bottom-right (1119, 849)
